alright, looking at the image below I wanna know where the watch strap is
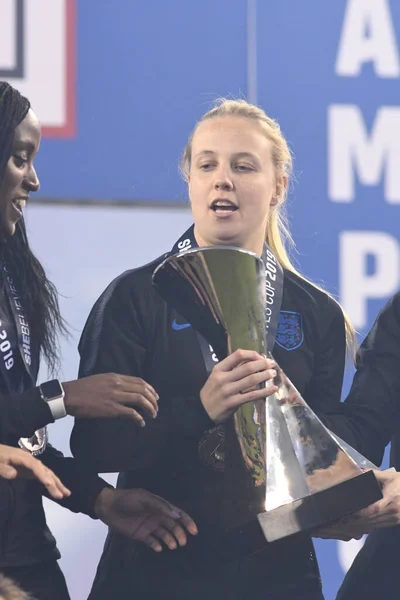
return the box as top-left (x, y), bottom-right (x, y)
top-left (39, 379), bottom-right (67, 420)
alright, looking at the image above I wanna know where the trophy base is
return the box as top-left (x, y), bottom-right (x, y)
top-left (257, 470), bottom-right (382, 542)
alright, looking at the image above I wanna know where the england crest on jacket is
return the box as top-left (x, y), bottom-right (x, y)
top-left (275, 311), bottom-right (304, 351)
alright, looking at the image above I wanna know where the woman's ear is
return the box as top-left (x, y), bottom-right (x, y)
top-left (273, 175), bottom-right (288, 205)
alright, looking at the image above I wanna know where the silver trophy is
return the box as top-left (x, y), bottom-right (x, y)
top-left (153, 246), bottom-right (382, 542)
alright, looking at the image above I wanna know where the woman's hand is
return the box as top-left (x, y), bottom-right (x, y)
top-left (313, 469), bottom-right (400, 541)
top-left (352, 469), bottom-right (400, 528)
top-left (0, 443), bottom-right (71, 500)
top-left (200, 349), bottom-right (278, 423)
top-left (94, 488), bottom-right (198, 552)
top-left (63, 374), bottom-right (159, 427)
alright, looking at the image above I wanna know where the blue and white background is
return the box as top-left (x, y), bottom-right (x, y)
top-left (2, 0), bottom-right (400, 597)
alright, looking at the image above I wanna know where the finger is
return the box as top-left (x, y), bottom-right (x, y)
top-left (361, 513), bottom-right (400, 527)
top-left (4, 453), bottom-right (38, 477)
top-left (172, 507), bottom-right (198, 536)
top-left (142, 533), bottom-right (163, 552)
top-left (370, 519), bottom-right (400, 528)
top-left (216, 350), bottom-right (265, 372)
top-left (113, 405), bottom-right (146, 427)
top-left (143, 495), bottom-right (182, 520)
top-left (228, 368), bottom-right (277, 395)
top-left (157, 517), bottom-right (188, 546)
top-left (356, 499), bottom-right (389, 520)
top-left (372, 469), bottom-right (398, 486)
top-left (0, 464), bottom-right (18, 479)
top-left (43, 478), bottom-right (67, 499)
top-left (29, 463), bottom-right (71, 499)
top-left (227, 382), bottom-right (279, 409)
top-left (118, 386), bottom-right (159, 415)
top-left (228, 358), bottom-right (276, 383)
top-left (153, 526), bottom-right (178, 550)
top-left (119, 376), bottom-right (159, 403)
top-left (48, 474), bottom-right (71, 499)
top-left (118, 393), bottom-right (158, 419)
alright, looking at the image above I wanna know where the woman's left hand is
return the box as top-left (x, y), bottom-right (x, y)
top-left (351, 469), bottom-right (400, 528)
top-left (94, 488), bottom-right (198, 552)
top-left (0, 443), bottom-right (71, 500)
top-left (313, 469), bottom-right (400, 541)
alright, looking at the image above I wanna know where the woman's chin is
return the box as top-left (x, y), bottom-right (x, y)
top-left (0, 222), bottom-right (16, 241)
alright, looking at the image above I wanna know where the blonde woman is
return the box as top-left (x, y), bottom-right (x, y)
top-left (72, 99), bottom-right (355, 599)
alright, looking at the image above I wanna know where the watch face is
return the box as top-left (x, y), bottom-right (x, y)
top-left (41, 379), bottom-right (63, 399)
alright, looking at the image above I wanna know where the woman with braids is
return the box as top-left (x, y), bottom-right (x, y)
top-left (0, 81), bottom-right (198, 600)
top-left (71, 97), bottom-right (390, 599)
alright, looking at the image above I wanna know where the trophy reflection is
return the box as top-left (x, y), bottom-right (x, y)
top-left (152, 246), bottom-right (382, 542)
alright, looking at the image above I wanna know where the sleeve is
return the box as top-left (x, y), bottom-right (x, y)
top-left (70, 275), bottom-right (213, 473)
top-left (40, 443), bottom-right (111, 518)
top-left (0, 387), bottom-right (54, 446)
top-left (320, 293), bottom-right (400, 466)
top-left (304, 295), bottom-right (346, 413)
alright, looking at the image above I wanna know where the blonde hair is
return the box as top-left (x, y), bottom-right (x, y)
top-left (181, 98), bottom-right (356, 354)
top-left (0, 574), bottom-right (33, 600)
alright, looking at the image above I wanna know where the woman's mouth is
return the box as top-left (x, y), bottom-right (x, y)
top-left (12, 198), bottom-right (27, 216)
top-left (210, 199), bottom-right (238, 214)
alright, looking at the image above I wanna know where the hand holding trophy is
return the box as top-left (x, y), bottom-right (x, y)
top-left (153, 245), bottom-right (382, 542)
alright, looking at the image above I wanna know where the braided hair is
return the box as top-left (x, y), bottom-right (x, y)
top-left (0, 81), bottom-right (67, 373)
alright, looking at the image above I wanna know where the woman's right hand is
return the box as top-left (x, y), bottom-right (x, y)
top-left (199, 349), bottom-right (278, 423)
top-left (63, 374), bottom-right (159, 427)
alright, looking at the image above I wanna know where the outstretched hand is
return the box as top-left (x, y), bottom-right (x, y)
top-left (94, 487), bottom-right (198, 552)
top-left (0, 443), bottom-right (71, 500)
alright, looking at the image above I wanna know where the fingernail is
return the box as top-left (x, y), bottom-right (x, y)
top-left (140, 420), bottom-right (146, 428)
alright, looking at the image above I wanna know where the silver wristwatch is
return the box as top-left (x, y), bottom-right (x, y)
top-left (39, 379), bottom-right (67, 420)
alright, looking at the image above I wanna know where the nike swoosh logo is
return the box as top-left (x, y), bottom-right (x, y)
top-left (172, 319), bottom-right (191, 331)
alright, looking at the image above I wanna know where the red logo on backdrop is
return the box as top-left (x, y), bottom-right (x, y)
top-left (0, 0), bottom-right (76, 138)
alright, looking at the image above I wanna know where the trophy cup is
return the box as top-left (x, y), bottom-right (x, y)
top-left (152, 246), bottom-right (382, 542)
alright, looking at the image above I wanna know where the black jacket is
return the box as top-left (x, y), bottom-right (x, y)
top-left (0, 325), bottom-right (108, 568)
top-left (312, 292), bottom-right (400, 468)
top-left (335, 292), bottom-right (400, 599)
top-left (71, 255), bottom-right (347, 597)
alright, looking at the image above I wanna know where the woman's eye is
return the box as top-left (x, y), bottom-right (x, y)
top-left (235, 164), bottom-right (252, 172)
top-left (200, 163), bottom-right (214, 171)
top-left (13, 154), bottom-right (27, 168)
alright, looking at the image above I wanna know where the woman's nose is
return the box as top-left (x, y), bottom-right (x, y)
top-left (214, 170), bottom-right (233, 191)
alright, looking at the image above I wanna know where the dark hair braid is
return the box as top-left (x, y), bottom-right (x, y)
top-left (0, 81), bottom-right (67, 373)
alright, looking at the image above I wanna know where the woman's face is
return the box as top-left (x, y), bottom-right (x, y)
top-left (0, 109), bottom-right (41, 239)
top-left (188, 116), bottom-right (278, 255)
